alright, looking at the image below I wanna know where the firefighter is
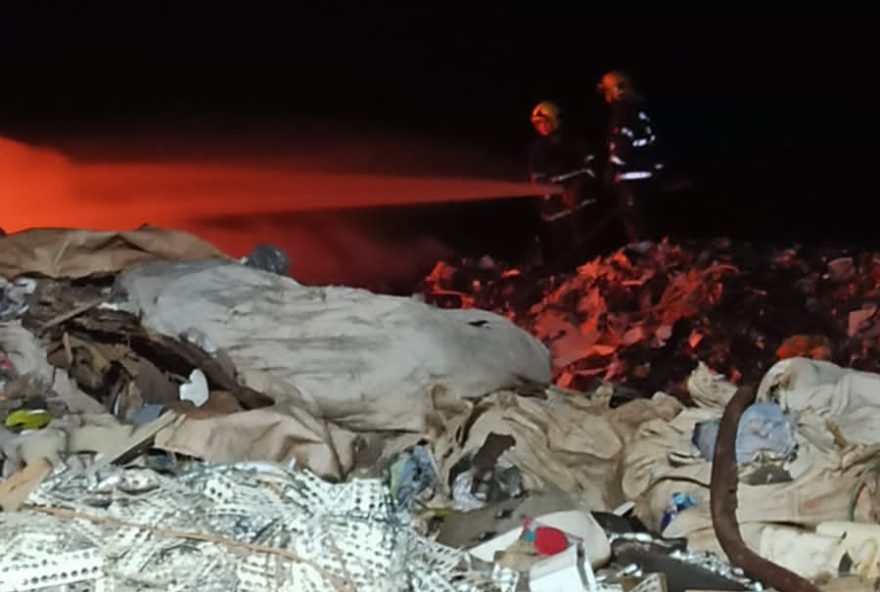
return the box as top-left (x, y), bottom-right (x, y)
top-left (597, 70), bottom-right (665, 243)
top-left (527, 100), bottom-right (598, 265)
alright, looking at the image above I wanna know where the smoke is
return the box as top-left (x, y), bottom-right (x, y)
top-left (1, 127), bottom-right (542, 289)
top-left (191, 213), bottom-right (450, 290)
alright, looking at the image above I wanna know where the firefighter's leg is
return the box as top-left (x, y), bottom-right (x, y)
top-left (615, 182), bottom-right (645, 243)
top-left (537, 195), bottom-right (568, 266)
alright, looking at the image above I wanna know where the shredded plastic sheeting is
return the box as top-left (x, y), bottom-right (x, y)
top-left (0, 463), bottom-right (517, 592)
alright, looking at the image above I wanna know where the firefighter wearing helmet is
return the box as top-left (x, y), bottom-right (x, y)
top-left (528, 100), bottom-right (598, 266)
top-left (597, 70), bottom-right (665, 243)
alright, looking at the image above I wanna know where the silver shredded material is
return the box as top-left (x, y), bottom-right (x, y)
top-left (669, 549), bottom-right (763, 590)
top-left (609, 532), bottom-right (764, 590)
top-left (0, 463), bottom-right (518, 592)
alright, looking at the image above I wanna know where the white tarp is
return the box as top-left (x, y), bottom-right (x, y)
top-left (624, 358), bottom-right (880, 560)
top-left (758, 356), bottom-right (880, 447)
top-left (115, 262), bottom-right (551, 432)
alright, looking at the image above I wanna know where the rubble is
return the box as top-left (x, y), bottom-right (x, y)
top-left (0, 463), bottom-right (518, 591)
top-left (4, 226), bottom-right (880, 590)
top-left (421, 239), bottom-right (880, 396)
top-left (0, 278), bottom-right (35, 322)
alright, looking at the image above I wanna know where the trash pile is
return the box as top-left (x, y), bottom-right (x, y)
top-left (421, 239), bottom-right (880, 397)
top-left (2, 226), bottom-right (880, 591)
top-left (2, 463), bottom-right (520, 591)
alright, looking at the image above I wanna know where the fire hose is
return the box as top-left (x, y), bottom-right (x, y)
top-left (549, 166), bottom-right (596, 183)
top-left (709, 384), bottom-right (822, 592)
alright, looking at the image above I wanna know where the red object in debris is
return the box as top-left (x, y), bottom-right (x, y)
top-left (532, 526), bottom-right (569, 556)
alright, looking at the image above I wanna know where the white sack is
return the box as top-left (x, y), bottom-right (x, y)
top-left (116, 262), bottom-right (551, 431)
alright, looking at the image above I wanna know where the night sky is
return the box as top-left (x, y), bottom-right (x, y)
top-left (3, 11), bottom-right (879, 244)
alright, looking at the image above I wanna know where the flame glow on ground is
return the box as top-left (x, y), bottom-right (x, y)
top-left (2, 135), bottom-right (549, 288)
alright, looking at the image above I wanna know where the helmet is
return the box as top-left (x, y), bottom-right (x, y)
top-left (530, 101), bottom-right (560, 127)
top-left (597, 71), bottom-right (634, 102)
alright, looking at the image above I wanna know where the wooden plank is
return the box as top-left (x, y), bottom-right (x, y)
top-left (0, 459), bottom-right (53, 511)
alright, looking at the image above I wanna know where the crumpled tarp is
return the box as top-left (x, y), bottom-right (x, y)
top-left (115, 261), bottom-right (552, 432)
top-left (760, 521), bottom-right (880, 582)
top-left (154, 385), bottom-right (683, 510)
top-left (0, 463), bottom-right (517, 591)
top-left (155, 401), bottom-right (358, 480)
top-left (624, 357), bottom-right (880, 561)
top-left (758, 356), bottom-right (880, 446)
top-left (417, 387), bottom-right (683, 512)
top-left (0, 227), bottom-right (229, 279)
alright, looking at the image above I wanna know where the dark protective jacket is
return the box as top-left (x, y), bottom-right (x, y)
top-left (528, 129), bottom-right (597, 221)
top-left (606, 99), bottom-right (664, 182)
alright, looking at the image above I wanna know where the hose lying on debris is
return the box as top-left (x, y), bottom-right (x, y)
top-left (710, 385), bottom-right (822, 592)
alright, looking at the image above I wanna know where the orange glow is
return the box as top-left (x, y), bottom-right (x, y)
top-left (776, 334), bottom-right (833, 361)
top-left (3, 138), bottom-right (546, 232)
top-left (2, 136), bottom-right (549, 287)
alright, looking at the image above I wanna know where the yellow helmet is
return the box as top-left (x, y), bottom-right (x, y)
top-left (530, 101), bottom-right (560, 127)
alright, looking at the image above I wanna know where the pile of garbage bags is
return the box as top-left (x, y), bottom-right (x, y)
top-left (3, 226), bottom-right (880, 591)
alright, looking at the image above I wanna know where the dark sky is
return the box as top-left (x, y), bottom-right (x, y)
top-left (2, 12), bottom-right (878, 200)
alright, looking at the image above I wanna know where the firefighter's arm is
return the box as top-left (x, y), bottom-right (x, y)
top-left (530, 171), bottom-right (549, 184)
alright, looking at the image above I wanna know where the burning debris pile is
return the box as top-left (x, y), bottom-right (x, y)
top-left (422, 238), bottom-right (880, 397)
top-left (4, 226), bottom-right (880, 591)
